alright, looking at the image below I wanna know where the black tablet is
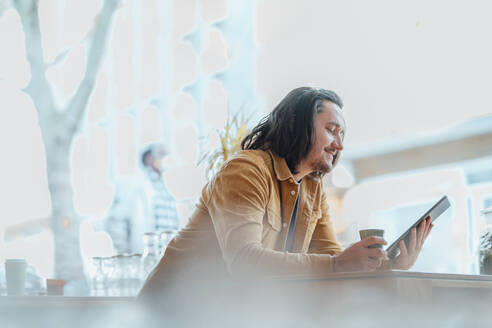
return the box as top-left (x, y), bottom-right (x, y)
top-left (386, 195), bottom-right (451, 260)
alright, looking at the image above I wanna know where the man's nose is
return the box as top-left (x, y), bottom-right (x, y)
top-left (333, 134), bottom-right (344, 151)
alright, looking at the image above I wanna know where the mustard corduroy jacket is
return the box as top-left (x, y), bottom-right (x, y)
top-left (144, 149), bottom-right (343, 287)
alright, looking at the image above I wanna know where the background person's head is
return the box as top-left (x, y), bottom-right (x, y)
top-left (241, 87), bottom-right (344, 176)
top-left (141, 143), bottom-right (169, 175)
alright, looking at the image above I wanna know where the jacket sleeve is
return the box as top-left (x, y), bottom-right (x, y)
top-left (308, 184), bottom-right (344, 255)
top-left (205, 155), bottom-right (335, 278)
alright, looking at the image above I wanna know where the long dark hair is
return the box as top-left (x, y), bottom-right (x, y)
top-left (241, 87), bottom-right (343, 174)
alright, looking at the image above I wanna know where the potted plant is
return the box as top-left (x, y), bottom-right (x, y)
top-left (479, 207), bottom-right (492, 274)
top-left (199, 111), bottom-right (251, 181)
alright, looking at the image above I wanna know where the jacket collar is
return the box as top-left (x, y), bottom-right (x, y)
top-left (267, 150), bottom-right (292, 182)
top-left (267, 149), bottom-right (321, 183)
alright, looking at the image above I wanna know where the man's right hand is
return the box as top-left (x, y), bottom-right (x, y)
top-left (333, 236), bottom-right (387, 272)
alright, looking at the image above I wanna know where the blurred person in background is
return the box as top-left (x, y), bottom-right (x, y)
top-left (140, 144), bottom-right (180, 233)
top-left (105, 143), bottom-right (180, 254)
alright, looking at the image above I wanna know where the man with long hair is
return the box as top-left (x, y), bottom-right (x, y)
top-left (139, 87), bottom-right (432, 319)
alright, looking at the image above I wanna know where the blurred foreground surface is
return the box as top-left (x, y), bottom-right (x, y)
top-left (2, 271), bottom-right (492, 327)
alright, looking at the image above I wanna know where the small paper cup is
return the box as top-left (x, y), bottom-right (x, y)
top-left (5, 259), bottom-right (27, 296)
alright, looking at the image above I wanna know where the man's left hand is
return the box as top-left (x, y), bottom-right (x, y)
top-left (392, 217), bottom-right (434, 270)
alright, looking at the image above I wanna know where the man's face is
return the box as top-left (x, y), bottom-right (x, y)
top-left (304, 100), bottom-right (346, 174)
top-left (144, 154), bottom-right (161, 173)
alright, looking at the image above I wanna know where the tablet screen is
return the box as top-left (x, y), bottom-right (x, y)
top-left (386, 195), bottom-right (451, 260)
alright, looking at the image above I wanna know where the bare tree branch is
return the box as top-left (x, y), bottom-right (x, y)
top-left (47, 47), bottom-right (71, 68)
top-left (66, 0), bottom-right (120, 133)
top-left (0, 0), bottom-right (12, 17)
top-left (12, 0), bottom-right (54, 116)
top-left (8, 0), bottom-right (121, 280)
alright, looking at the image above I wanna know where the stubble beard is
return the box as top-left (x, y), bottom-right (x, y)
top-left (309, 158), bottom-right (332, 174)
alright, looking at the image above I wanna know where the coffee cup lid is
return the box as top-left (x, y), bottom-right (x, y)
top-left (5, 259), bottom-right (27, 263)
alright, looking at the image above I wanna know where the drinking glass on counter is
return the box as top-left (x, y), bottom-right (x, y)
top-left (87, 230), bottom-right (176, 296)
top-left (158, 229), bottom-right (178, 256)
top-left (129, 253), bottom-right (143, 292)
top-left (90, 257), bottom-right (105, 295)
top-left (104, 256), bottom-right (117, 295)
top-left (90, 254), bottom-right (143, 296)
top-left (89, 256), bottom-right (114, 296)
top-left (141, 232), bottom-right (161, 279)
top-left (115, 254), bottom-right (143, 296)
top-left (112, 255), bottom-right (125, 295)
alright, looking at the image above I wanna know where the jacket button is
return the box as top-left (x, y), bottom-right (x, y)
top-left (283, 223), bottom-right (288, 228)
top-left (290, 190), bottom-right (296, 195)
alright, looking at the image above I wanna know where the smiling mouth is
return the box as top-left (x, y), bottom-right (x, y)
top-left (325, 148), bottom-right (337, 156)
